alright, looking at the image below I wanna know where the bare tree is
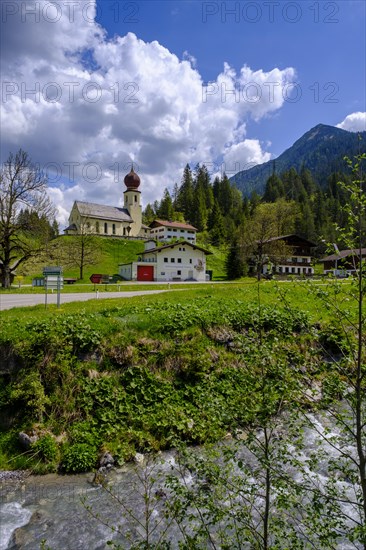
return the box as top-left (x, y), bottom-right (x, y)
top-left (63, 217), bottom-right (101, 280)
top-left (0, 149), bottom-right (55, 288)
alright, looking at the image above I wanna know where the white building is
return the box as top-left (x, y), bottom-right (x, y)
top-left (149, 219), bottom-right (197, 244)
top-left (65, 168), bottom-right (150, 238)
top-left (259, 235), bottom-right (316, 276)
top-left (119, 240), bottom-right (211, 282)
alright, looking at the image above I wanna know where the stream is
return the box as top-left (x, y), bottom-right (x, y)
top-left (0, 413), bottom-right (363, 549)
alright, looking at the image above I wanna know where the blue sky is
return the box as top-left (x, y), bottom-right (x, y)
top-left (96, 0), bottom-right (365, 155)
top-left (1, 0), bottom-right (365, 227)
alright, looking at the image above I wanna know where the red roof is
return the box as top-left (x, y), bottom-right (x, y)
top-left (150, 219), bottom-right (197, 231)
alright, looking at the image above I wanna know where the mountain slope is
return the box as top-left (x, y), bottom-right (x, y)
top-left (230, 124), bottom-right (366, 196)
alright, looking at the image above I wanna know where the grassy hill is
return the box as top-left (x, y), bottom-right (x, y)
top-left (15, 236), bottom-right (226, 284)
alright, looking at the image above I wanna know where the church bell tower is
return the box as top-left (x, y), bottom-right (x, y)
top-left (123, 167), bottom-right (142, 236)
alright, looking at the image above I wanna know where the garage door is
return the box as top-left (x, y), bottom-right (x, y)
top-left (137, 265), bottom-right (154, 281)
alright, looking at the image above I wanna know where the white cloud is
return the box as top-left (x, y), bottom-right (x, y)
top-left (222, 140), bottom-right (272, 179)
top-left (0, 0), bottom-right (295, 228)
top-left (336, 112), bottom-right (366, 132)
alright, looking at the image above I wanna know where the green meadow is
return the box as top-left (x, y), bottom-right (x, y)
top-left (7, 236), bottom-right (227, 288)
top-left (0, 279), bottom-right (356, 474)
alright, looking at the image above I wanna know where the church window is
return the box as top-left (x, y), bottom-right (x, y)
top-left (134, 195), bottom-right (137, 202)
top-left (104, 223), bottom-right (108, 234)
top-left (112, 224), bottom-right (116, 235)
top-left (96, 222), bottom-right (100, 234)
top-left (123, 227), bottom-right (126, 236)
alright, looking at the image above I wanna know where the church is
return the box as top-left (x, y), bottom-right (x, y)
top-left (64, 168), bottom-right (150, 238)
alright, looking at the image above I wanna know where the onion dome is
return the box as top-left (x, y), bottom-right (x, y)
top-left (124, 166), bottom-right (140, 189)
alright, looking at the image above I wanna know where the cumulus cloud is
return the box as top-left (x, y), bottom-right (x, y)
top-left (221, 140), bottom-right (272, 178)
top-left (0, 0), bottom-right (295, 227)
top-left (336, 112), bottom-right (366, 132)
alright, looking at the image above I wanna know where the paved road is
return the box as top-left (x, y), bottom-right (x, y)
top-left (0, 290), bottom-right (169, 311)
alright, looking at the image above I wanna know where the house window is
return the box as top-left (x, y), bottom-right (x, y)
top-left (96, 221), bottom-right (100, 234)
top-left (177, 258), bottom-right (182, 263)
top-left (112, 224), bottom-right (116, 235)
top-left (161, 272), bottom-right (165, 275)
top-left (104, 223), bottom-right (108, 234)
top-left (164, 258), bottom-right (168, 262)
top-left (189, 259), bottom-right (192, 264)
top-left (177, 270), bottom-right (181, 275)
top-left (171, 258), bottom-right (175, 263)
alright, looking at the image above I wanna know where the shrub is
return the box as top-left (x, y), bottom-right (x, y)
top-left (32, 434), bottom-right (59, 463)
top-left (62, 443), bottom-right (97, 473)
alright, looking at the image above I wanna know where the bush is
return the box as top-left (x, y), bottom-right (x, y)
top-left (32, 434), bottom-right (59, 463)
top-left (62, 443), bottom-right (97, 473)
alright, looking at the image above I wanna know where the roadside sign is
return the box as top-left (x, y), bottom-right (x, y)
top-left (45, 275), bottom-right (64, 290)
top-left (43, 266), bottom-right (63, 308)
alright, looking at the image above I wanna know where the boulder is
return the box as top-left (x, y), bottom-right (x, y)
top-left (134, 452), bottom-right (144, 465)
top-left (99, 452), bottom-right (115, 468)
top-left (19, 432), bottom-right (38, 450)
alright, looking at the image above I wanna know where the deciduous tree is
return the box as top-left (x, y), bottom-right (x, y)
top-left (0, 149), bottom-right (55, 288)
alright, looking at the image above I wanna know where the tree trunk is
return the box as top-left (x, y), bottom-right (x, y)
top-left (1, 266), bottom-right (11, 289)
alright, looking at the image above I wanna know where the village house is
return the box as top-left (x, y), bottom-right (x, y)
top-left (64, 168), bottom-right (150, 238)
top-left (320, 248), bottom-right (366, 276)
top-left (258, 234), bottom-right (316, 277)
top-left (119, 240), bottom-right (211, 282)
top-left (149, 219), bottom-right (197, 244)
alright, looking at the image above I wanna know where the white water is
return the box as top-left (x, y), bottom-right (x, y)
top-left (0, 416), bottom-right (363, 549)
top-left (0, 502), bottom-right (32, 550)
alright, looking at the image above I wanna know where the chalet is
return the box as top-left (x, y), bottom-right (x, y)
top-left (65, 168), bottom-right (150, 238)
top-left (320, 248), bottom-right (366, 276)
top-left (149, 220), bottom-right (197, 244)
top-left (258, 234), bottom-right (316, 276)
top-left (119, 240), bottom-right (211, 282)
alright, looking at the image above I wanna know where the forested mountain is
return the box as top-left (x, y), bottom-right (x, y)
top-left (230, 124), bottom-right (366, 196)
top-left (143, 154), bottom-right (366, 256)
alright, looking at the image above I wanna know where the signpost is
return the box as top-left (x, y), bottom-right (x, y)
top-left (43, 266), bottom-right (63, 308)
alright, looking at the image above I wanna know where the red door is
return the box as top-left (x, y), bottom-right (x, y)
top-left (137, 265), bottom-right (154, 281)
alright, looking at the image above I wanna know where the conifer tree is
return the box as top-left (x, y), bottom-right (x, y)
top-left (225, 235), bottom-right (245, 279)
top-left (158, 188), bottom-right (174, 220)
top-left (208, 199), bottom-right (226, 246)
top-left (177, 164), bottom-right (194, 222)
top-left (263, 174), bottom-right (284, 202)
